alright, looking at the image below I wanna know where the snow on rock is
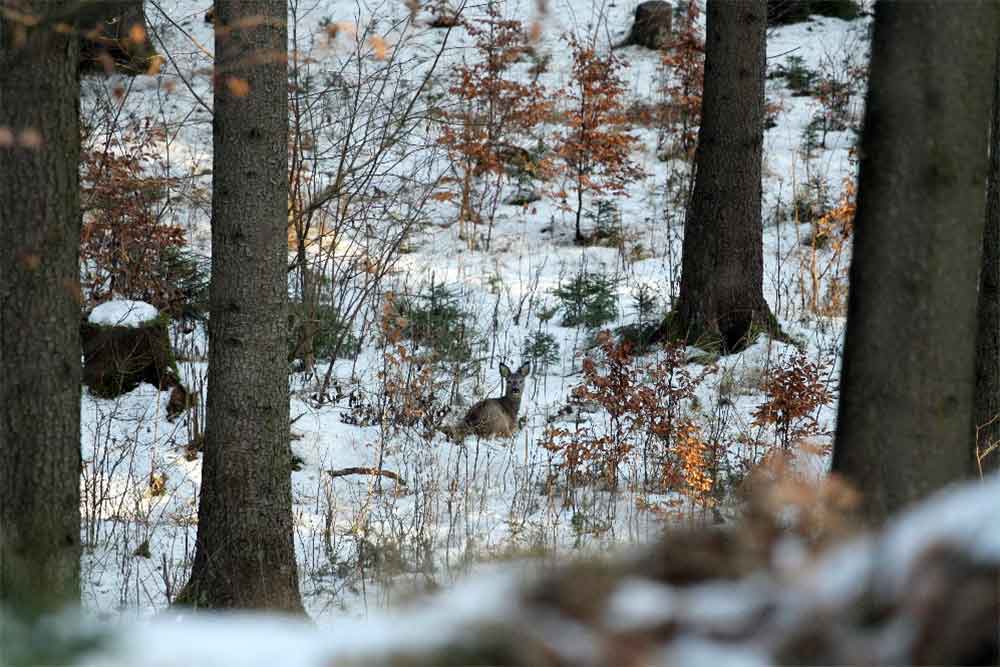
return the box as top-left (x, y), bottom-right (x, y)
top-left (87, 300), bottom-right (159, 328)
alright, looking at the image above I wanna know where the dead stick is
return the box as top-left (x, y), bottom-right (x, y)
top-left (326, 467), bottom-right (406, 486)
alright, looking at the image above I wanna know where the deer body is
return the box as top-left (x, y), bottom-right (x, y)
top-left (443, 362), bottom-right (530, 441)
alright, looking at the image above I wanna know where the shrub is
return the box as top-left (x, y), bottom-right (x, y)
top-left (555, 35), bottom-right (644, 244)
top-left (613, 284), bottom-right (662, 355)
top-left (314, 305), bottom-right (361, 360)
top-left (522, 331), bottom-right (559, 369)
top-left (289, 302), bottom-right (361, 364)
top-left (80, 118), bottom-right (185, 311)
top-left (552, 271), bottom-right (617, 329)
top-left (438, 3), bottom-right (552, 246)
top-left (541, 332), bottom-right (716, 496)
top-left (155, 247), bottom-right (210, 323)
top-left (341, 296), bottom-right (448, 439)
top-left (659, 0), bottom-right (704, 162)
top-left (580, 199), bottom-right (624, 247)
top-left (753, 352), bottom-right (834, 451)
top-left (395, 281), bottom-right (472, 360)
top-left (770, 55), bottom-right (816, 96)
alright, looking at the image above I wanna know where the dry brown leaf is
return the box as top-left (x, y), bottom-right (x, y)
top-left (128, 24), bottom-right (146, 44)
top-left (369, 35), bottom-right (388, 60)
top-left (226, 77), bottom-right (250, 97)
top-left (529, 21), bottom-right (543, 43)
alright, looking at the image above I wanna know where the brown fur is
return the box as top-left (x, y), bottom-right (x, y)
top-left (442, 362), bottom-right (530, 441)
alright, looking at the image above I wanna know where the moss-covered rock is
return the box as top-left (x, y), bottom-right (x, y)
top-left (767, 0), bottom-right (861, 26)
top-left (81, 310), bottom-right (183, 402)
top-left (614, 1), bottom-right (673, 50)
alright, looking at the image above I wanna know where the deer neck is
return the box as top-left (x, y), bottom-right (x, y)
top-left (499, 392), bottom-right (522, 417)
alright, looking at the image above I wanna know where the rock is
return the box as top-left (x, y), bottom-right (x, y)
top-left (81, 301), bottom-right (187, 404)
top-left (424, 0), bottom-right (462, 28)
top-left (428, 11), bottom-right (461, 28)
top-left (767, 0), bottom-right (860, 26)
top-left (504, 187), bottom-right (541, 206)
top-left (614, 1), bottom-right (673, 50)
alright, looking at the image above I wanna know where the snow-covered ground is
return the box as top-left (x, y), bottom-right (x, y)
top-left (76, 0), bottom-right (871, 625)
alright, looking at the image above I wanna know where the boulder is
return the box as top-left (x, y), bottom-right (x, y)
top-left (503, 186), bottom-right (541, 206)
top-left (767, 0), bottom-right (860, 26)
top-left (81, 301), bottom-right (187, 413)
top-left (614, 1), bottom-right (673, 50)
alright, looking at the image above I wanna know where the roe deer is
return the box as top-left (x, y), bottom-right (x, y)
top-left (441, 362), bottom-right (531, 441)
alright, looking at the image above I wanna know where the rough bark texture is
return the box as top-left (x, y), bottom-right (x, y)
top-left (977, 47), bottom-right (1000, 476)
top-left (667, 0), bottom-right (776, 352)
top-left (833, 2), bottom-right (998, 523)
top-left (0, 2), bottom-right (82, 616)
top-left (179, 0), bottom-right (303, 612)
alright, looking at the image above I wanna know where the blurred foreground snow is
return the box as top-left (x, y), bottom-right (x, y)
top-left (63, 473), bottom-right (999, 667)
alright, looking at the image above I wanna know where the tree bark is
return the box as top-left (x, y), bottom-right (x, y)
top-left (666, 0), bottom-right (776, 352)
top-left (833, 1), bottom-right (998, 523)
top-left (0, 2), bottom-right (82, 616)
top-left (977, 45), bottom-right (1000, 476)
top-left (177, 0), bottom-right (303, 612)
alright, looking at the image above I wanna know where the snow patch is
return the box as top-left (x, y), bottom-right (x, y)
top-left (88, 300), bottom-right (159, 327)
top-left (604, 577), bottom-right (676, 630)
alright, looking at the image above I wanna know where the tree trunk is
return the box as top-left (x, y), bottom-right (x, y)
top-left (977, 45), bottom-right (1000, 476)
top-left (0, 3), bottom-right (82, 616)
top-left (833, 1), bottom-right (998, 523)
top-left (177, 0), bottom-right (303, 612)
top-left (667, 0), bottom-right (776, 352)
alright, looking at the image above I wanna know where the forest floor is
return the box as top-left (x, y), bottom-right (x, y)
top-left (77, 0), bottom-right (866, 622)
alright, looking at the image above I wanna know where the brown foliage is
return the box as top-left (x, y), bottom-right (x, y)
top-left (801, 171), bottom-right (856, 315)
top-left (340, 294), bottom-right (446, 440)
top-left (556, 36), bottom-right (644, 242)
top-left (437, 5), bottom-right (552, 242)
top-left (752, 352), bottom-right (834, 450)
top-left (657, 0), bottom-right (704, 160)
top-left (80, 118), bottom-right (185, 312)
top-left (542, 332), bottom-right (715, 502)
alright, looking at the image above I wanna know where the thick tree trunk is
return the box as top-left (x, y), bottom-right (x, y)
top-left (833, 2), bottom-right (998, 523)
top-left (977, 47), bottom-right (1000, 476)
top-left (668, 0), bottom-right (776, 352)
top-left (0, 3), bottom-right (82, 616)
top-left (178, 1), bottom-right (303, 612)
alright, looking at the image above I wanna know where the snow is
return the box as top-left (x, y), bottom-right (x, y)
top-left (69, 0), bottom-right (877, 640)
top-left (604, 577), bottom-right (676, 630)
top-left (39, 1), bottom-right (996, 659)
top-left (880, 473), bottom-right (1000, 588)
top-left (87, 300), bottom-right (159, 327)
top-left (657, 640), bottom-right (771, 667)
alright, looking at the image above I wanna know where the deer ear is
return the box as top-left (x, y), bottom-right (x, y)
top-left (499, 363), bottom-right (511, 378)
top-left (517, 362), bottom-right (531, 377)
